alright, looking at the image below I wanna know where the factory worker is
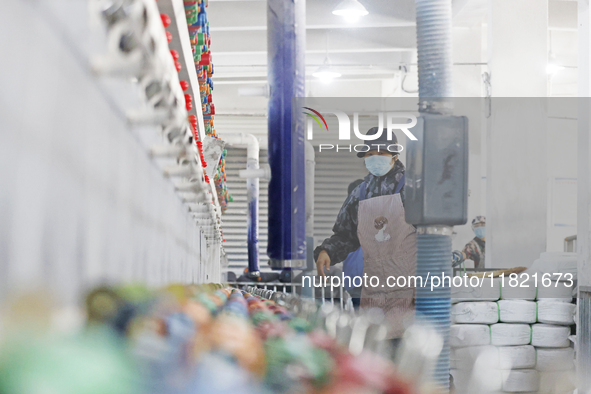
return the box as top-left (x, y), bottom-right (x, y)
top-left (452, 216), bottom-right (486, 270)
top-left (314, 127), bottom-right (416, 340)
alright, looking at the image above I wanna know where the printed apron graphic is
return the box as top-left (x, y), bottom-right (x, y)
top-left (374, 216), bottom-right (391, 242)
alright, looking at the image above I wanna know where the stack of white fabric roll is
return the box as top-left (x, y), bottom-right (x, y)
top-left (533, 298), bottom-right (577, 394)
top-left (450, 276), bottom-right (576, 393)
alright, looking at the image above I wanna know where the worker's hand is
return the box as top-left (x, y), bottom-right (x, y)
top-left (451, 250), bottom-right (464, 267)
top-left (316, 250), bottom-right (331, 277)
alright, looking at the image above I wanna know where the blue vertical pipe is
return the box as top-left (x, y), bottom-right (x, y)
top-left (415, 233), bottom-right (452, 388)
top-left (266, 0), bottom-right (306, 267)
top-left (414, 0), bottom-right (454, 389)
top-left (415, 0), bottom-right (453, 104)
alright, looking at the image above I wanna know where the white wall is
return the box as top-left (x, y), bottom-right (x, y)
top-left (486, 0), bottom-right (549, 269)
top-left (547, 100), bottom-right (578, 252)
top-left (450, 26), bottom-right (487, 258)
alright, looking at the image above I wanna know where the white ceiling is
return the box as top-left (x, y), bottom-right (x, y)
top-left (208, 0), bottom-right (579, 127)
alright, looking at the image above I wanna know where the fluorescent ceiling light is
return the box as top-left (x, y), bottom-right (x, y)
top-left (332, 0), bottom-right (369, 22)
top-left (547, 53), bottom-right (565, 76)
top-left (312, 59), bottom-right (341, 83)
top-left (547, 39), bottom-right (564, 76)
top-left (546, 62), bottom-right (565, 75)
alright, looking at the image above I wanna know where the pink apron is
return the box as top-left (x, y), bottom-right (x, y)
top-left (357, 180), bottom-right (417, 338)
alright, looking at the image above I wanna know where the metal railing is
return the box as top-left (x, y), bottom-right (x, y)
top-left (228, 281), bottom-right (299, 295)
top-left (228, 280), bottom-right (350, 310)
top-left (236, 285), bottom-right (397, 360)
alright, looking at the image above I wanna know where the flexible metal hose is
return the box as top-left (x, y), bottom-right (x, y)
top-left (415, 232), bottom-right (452, 389)
top-left (414, 0), bottom-right (454, 389)
top-left (415, 0), bottom-right (453, 112)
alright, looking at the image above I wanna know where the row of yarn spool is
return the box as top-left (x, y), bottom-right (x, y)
top-left (0, 284), bottom-right (415, 394)
top-left (184, 0), bottom-right (231, 213)
top-left (158, 13), bottom-right (210, 189)
top-left (450, 276), bottom-right (576, 393)
top-left (91, 0), bottom-right (222, 242)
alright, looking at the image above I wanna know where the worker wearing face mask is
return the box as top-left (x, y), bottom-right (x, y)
top-left (452, 216), bottom-right (486, 270)
top-left (314, 127), bottom-right (416, 341)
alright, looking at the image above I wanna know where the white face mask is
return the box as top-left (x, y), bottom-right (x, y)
top-left (364, 155), bottom-right (394, 176)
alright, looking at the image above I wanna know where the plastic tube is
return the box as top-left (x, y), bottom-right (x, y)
top-left (415, 232), bottom-right (452, 388)
top-left (223, 133), bottom-right (260, 273)
top-left (414, 0), bottom-right (454, 389)
top-left (415, 0), bottom-right (453, 113)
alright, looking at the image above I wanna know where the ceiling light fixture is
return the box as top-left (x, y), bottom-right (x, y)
top-left (312, 58), bottom-right (342, 83)
top-left (332, 0), bottom-right (369, 23)
top-left (546, 62), bottom-right (565, 76)
top-left (547, 53), bottom-right (565, 76)
top-left (547, 31), bottom-right (565, 76)
top-left (313, 32), bottom-right (341, 83)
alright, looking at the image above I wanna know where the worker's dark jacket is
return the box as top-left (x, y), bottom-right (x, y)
top-left (314, 160), bottom-right (406, 265)
top-left (462, 237), bottom-right (485, 270)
